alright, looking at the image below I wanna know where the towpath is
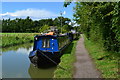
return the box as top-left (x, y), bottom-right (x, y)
top-left (73, 34), bottom-right (101, 78)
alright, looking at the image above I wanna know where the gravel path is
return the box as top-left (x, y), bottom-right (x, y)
top-left (73, 34), bottom-right (101, 78)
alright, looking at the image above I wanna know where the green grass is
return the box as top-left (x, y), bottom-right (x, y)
top-left (84, 35), bottom-right (120, 78)
top-left (54, 40), bottom-right (77, 78)
top-left (1, 33), bottom-right (39, 47)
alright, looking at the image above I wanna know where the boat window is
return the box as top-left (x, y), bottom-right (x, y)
top-left (42, 38), bottom-right (50, 48)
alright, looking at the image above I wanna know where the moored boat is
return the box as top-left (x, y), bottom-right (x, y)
top-left (29, 32), bottom-right (79, 67)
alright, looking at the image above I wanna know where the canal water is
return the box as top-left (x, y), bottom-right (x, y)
top-left (2, 43), bottom-right (56, 78)
top-left (0, 50), bottom-right (2, 79)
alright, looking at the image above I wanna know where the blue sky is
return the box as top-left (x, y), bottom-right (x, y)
top-left (1, 2), bottom-right (76, 20)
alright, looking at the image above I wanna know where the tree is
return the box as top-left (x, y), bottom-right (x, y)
top-left (39, 25), bottom-right (50, 33)
top-left (2, 16), bottom-right (72, 33)
top-left (73, 2), bottom-right (120, 52)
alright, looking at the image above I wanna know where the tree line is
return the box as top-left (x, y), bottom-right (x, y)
top-left (2, 16), bottom-right (72, 33)
top-left (73, 2), bottom-right (120, 52)
top-left (64, 2), bottom-right (120, 52)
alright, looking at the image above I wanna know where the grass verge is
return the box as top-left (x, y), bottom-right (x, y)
top-left (1, 33), bottom-right (39, 47)
top-left (53, 40), bottom-right (77, 78)
top-left (84, 35), bottom-right (120, 78)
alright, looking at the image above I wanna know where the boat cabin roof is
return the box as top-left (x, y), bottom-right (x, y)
top-left (35, 34), bottom-right (68, 39)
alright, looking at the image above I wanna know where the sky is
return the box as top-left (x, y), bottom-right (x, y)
top-left (2, 0), bottom-right (65, 2)
top-left (1, 2), bottom-right (76, 20)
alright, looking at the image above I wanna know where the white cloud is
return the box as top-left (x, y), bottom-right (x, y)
top-left (16, 47), bottom-right (33, 55)
top-left (63, 11), bottom-right (66, 15)
top-left (1, 12), bottom-right (17, 16)
top-left (0, 8), bottom-right (59, 20)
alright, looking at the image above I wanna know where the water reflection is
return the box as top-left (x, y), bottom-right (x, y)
top-left (0, 55), bottom-right (2, 79)
top-left (2, 43), bottom-right (33, 52)
top-left (2, 44), bottom-right (32, 78)
top-left (0, 48), bottom-right (2, 79)
top-left (28, 64), bottom-right (56, 78)
top-left (2, 43), bottom-right (56, 78)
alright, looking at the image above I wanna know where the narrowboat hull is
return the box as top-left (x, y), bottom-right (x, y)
top-left (29, 50), bottom-right (61, 67)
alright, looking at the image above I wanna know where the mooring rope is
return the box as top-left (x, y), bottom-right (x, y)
top-left (38, 50), bottom-right (68, 71)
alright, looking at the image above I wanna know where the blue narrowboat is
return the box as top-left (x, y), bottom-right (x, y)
top-left (29, 31), bottom-right (80, 67)
top-left (29, 33), bottom-right (71, 66)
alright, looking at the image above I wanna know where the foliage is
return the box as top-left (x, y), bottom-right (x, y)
top-left (2, 16), bottom-right (72, 33)
top-left (64, 2), bottom-right (120, 78)
top-left (84, 35), bottom-right (120, 78)
top-left (73, 2), bottom-right (120, 52)
top-left (53, 16), bottom-right (72, 33)
top-left (39, 25), bottom-right (50, 33)
top-left (0, 20), bottom-right (2, 32)
top-left (62, 25), bottom-right (70, 33)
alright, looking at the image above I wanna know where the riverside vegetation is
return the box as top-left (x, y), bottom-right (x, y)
top-left (84, 35), bottom-right (120, 78)
top-left (64, 2), bottom-right (120, 78)
top-left (54, 40), bottom-right (77, 78)
top-left (1, 33), bottom-right (39, 47)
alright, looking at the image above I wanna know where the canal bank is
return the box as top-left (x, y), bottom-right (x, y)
top-left (84, 35), bottom-right (120, 78)
top-left (54, 40), bottom-right (78, 78)
top-left (1, 33), bottom-right (39, 47)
